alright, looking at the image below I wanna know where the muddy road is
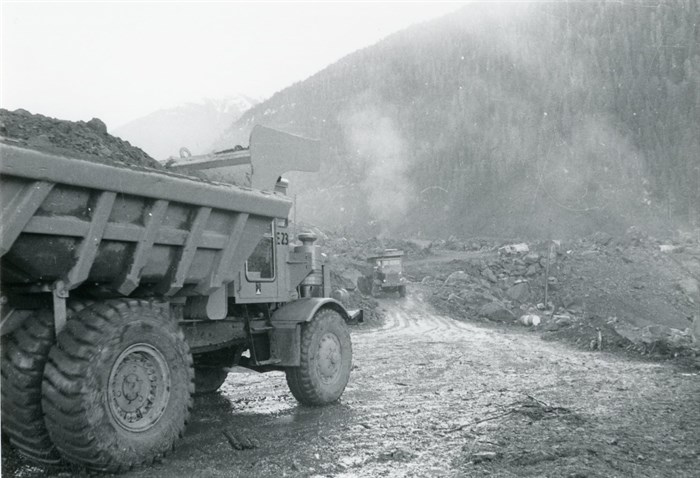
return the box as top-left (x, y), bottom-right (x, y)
top-left (8, 293), bottom-right (700, 477)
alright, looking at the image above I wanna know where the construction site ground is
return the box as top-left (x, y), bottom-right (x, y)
top-left (4, 294), bottom-right (699, 477)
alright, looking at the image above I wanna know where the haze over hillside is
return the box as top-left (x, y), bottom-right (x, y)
top-left (114, 95), bottom-right (258, 160)
top-left (216, 1), bottom-right (699, 239)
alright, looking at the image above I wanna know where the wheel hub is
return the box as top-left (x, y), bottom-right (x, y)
top-left (108, 343), bottom-right (170, 432)
top-left (315, 333), bottom-right (342, 383)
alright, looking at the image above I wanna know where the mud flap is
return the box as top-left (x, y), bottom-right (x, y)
top-left (270, 324), bottom-right (301, 366)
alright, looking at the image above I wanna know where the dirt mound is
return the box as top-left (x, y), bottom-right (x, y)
top-left (413, 231), bottom-right (700, 358)
top-left (0, 108), bottom-right (161, 169)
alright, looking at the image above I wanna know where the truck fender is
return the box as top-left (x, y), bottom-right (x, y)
top-left (269, 298), bottom-right (361, 367)
top-left (271, 298), bottom-right (351, 324)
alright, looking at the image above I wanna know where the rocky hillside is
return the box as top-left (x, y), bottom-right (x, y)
top-left (114, 96), bottom-right (258, 160)
top-left (217, 1), bottom-right (699, 239)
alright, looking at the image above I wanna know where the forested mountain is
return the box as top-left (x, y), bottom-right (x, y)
top-left (115, 96), bottom-right (258, 160)
top-left (218, 1), bottom-right (699, 238)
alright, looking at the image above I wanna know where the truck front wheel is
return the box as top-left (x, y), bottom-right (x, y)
top-left (42, 300), bottom-right (194, 472)
top-left (285, 309), bottom-right (352, 406)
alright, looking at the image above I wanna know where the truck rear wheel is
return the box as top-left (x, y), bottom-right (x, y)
top-left (285, 308), bottom-right (352, 406)
top-left (42, 300), bottom-right (194, 472)
top-left (399, 285), bottom-right (407, 297)
top-left (1, 309), bottom-right (61, 465)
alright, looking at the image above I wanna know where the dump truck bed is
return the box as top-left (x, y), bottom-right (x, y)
top-left (0, 143), bottom-right (292, 296)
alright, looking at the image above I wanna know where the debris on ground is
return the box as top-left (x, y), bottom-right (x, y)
top-left (223, 430), bottom-right (260, 450)
top-left (388, 228), bottom-right (700, 360)
top-left (317, 225), bottom-right (699, 360)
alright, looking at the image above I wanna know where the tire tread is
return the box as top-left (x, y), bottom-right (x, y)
top-left (42, 299), bottom-right (194, 472)
top-left (1, 310), bottom-right (61, 464)
top-left (285, 309), bottom-right (351, 406)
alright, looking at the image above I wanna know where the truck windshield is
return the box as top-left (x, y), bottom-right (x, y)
top-left (246, 222), bottom-right (275, 280)
top-left (379, 258), bottom-right (402, 271)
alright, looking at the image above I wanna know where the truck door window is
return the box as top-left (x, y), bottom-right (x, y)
top-left (246, 221), bottom-right (275, 281)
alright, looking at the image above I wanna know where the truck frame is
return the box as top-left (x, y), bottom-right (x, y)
top-left (0, 126), bottom-right (360, 472)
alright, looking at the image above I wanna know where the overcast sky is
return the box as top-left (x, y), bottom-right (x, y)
top-left (1, 2), bottom-right (464, 129)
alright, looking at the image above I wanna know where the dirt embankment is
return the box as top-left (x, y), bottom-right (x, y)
top-left (324, 229), bottom-right (700, 363)
top-left (0, 108), bottom-right (161, 169)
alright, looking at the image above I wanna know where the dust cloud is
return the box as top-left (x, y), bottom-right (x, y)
top-left (340, 103), bottom-right (414, 236)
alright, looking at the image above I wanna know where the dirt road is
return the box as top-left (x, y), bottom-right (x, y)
top-left (7, 293), bottom-right (699, 477)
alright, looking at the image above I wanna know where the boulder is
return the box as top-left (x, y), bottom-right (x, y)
top-left (524, 253), bottom-right (540, 264)
top-left (481, 267), bottom-right (497, 283)
top-left (677, 278), bottom-right (699, 300)
top-left (86, 117), bottom-right (108, 134)
top-left (506, 282), bottom-right (530, 302)
top-left (640, 324), bottom-right (692, 350)
top-left (592, 231), bottom-right (613, 246)
top-left (27, 134), bottom-right (52, 148)
top-left (445, 271), bottom-right (471, 285)
top-left (561, 294), bottom-right (583, 312)
top-left (478, 302), bottom-right (516, 322)
top-left (544, 315), bottom-right (575, 332)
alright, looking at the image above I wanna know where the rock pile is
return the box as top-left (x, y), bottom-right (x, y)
top-left (0, 108), bottom-right (161, 169)
top-left (415, 230), bottom-right (700, 357)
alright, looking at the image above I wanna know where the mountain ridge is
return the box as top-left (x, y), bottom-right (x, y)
top-left (115, 95), bottom-right (259, 160)
top-left (218, 2), bottom-right (699, 238)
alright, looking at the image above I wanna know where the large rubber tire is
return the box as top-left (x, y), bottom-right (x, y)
top-left (1, 309), bottom-right (61, 465)
top-left (285, 309), bottom-right (352, 406)
top-left (193, 367), bottom-right (229, 395)
top-left (399, 285), bottom-right (407, 298)
top-left (42, 300), bottom-right (194, 473)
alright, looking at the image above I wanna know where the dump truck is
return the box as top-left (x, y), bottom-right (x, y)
top-left (0, 126), bottom-right (360, 472)
top-left (358, 249), bottom-right (407, 297)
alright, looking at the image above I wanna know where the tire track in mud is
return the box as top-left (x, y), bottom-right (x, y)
top-left (359, 295), bottom-right (510, 357)
top-left (361, 296), bottom-right (480, 336)
top-left (331, 296), bottom-right (506, 477)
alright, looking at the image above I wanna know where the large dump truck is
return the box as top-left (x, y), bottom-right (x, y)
top-left (0, 126), bottom-right (360, 472)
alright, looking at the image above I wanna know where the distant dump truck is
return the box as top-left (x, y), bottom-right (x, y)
top-left (0, 126), bottom-right (361, 472)
top-left (358, 249), bottom-right (407, 297)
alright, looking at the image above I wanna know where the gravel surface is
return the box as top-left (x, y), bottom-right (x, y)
top-left (6, 292), bottom-right (698, 477)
